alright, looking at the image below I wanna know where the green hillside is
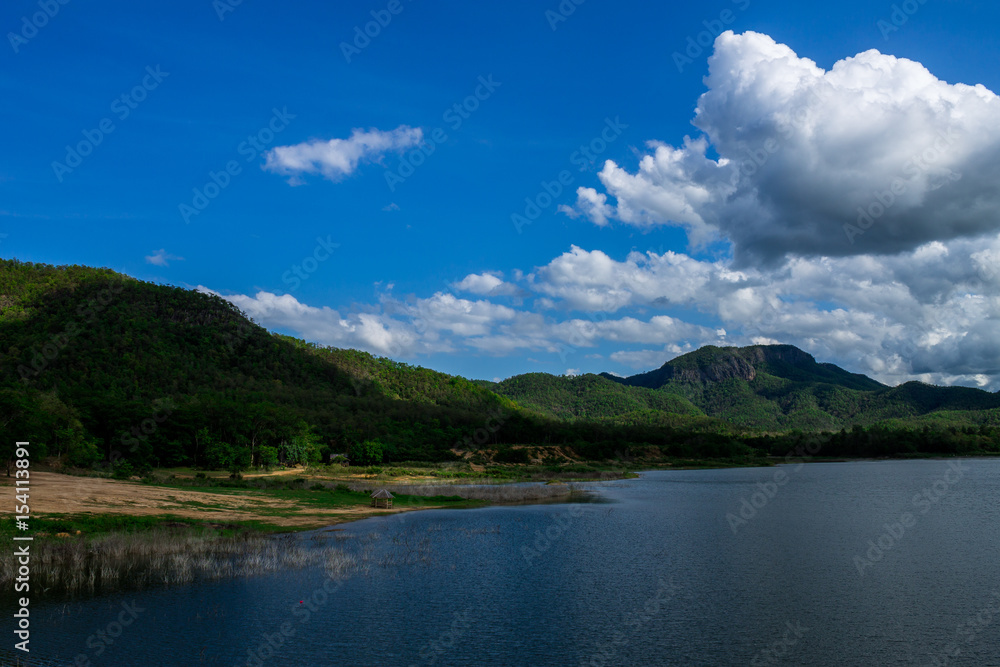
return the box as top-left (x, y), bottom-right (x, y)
top-left (0, 260), bottom-right (749, 469)
top-left (0, 260), bottom-right (522, 467)
top-left (2, 259), bottom-right (999, 468)
top-left (602, 344), bottom-right (1000, 431)
top-left (491, 372), bottom-right (703, 421)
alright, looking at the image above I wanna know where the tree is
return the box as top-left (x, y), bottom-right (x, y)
top-left (280, 422), bottom-right (320, 466)
top-left (203, 439), bottom-right (231, 470)
top-left (259, 446), bottom-right (279, 469)
top-left (348, 439), bottom-right (384, 466)
top-left (227, 446), bottom-right (251, 477)
top-left (63, 429), bottom-right (101, 468)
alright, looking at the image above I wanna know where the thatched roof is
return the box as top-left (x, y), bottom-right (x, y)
top-left (371, 489), bottom-right (394, 499)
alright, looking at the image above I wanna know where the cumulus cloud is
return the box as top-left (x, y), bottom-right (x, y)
top-left (557, 187), bottom-right (613, 226)
top-left (527, 237), bottom-right (1000, 389)
top-left (451, 272), bottom-right (520, 297)
top-left (145, 249), bottom-right (183, 266)
top-left (197, 234), bottom-right (1000, 389)
top-left (610, 345), bottom-right (688, 370)
top-left (531, 245), bottom-right (721, 312)
top-left (263, 126), bottom-right (423, 183)
top-left (563, 31), bottom-right (1000, 265)
top-left (196, 286), bottom-right (425, 357)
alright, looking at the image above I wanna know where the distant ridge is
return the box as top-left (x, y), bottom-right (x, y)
top-left (3, 259), bottom-right (1000, 465)
top-left (506, 344), bottom-right (1000, 432)
top-left (610, 344), bottom-right (885, 392)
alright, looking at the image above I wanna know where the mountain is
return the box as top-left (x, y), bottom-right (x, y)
top-left (2, 259), bottom-right (999, 467)
top-left (0, 259), bottom-right (520, 466)
top-left (612, 344), bottom-right (883, 391)
top-left (595, 344), bottom-right (1000, 431)
top-left (0, 260), bottom-right (744, 468)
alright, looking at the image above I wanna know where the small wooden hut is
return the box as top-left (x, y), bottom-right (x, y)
top-left (371, 489), bottom-right (394, 509)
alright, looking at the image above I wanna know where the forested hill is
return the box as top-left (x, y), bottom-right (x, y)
top-left (0, 260), bottom-right (520, 466)
top-left (0, 260), bottom-right (730, 468)
top-left (596, 344), bottom-right (1000, 431)
top-left (488, 372), bottom-right (705, 422)
top-left (2, 259), bottom-right (1000, 468)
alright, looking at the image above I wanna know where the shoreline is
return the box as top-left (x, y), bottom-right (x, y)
top-left (6, 454), bottom-right (998, 601)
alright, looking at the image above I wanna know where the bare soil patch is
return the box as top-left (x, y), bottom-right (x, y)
top-left (1, 472), bottom-right (434, 528)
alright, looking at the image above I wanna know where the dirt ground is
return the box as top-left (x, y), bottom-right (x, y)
top-left (1, 471), bottom-right (434, 528)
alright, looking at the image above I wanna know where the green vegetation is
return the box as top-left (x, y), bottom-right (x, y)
top-left (491, 372), bottom-right (703, 421)
top-left (2, 259), bottom-right (1000, 472)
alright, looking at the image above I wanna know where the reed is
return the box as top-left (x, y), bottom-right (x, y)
top-left (0, 528), bottom-right (358, 599)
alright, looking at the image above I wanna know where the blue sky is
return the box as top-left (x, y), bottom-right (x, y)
top-left (4, 0), bottom-right (1000, 386)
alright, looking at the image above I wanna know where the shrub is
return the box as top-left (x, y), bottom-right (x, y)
top-left (67, 438), bottom-right (101, 468)
top-left (112, 460), bottom-right (134, 480)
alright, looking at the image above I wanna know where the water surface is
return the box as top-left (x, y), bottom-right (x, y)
top-left (9, 459), bottom-right (1000, 666)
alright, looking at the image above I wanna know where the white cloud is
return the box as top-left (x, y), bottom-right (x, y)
top-left (145, 249), bottom-right (183, 267)
top-left (525, 234), bottom-right (1000, 389)
top-left (451, 272), bottom-right (519, 297)
top-left (610, 345), bottom-right (687, 370)
top-left (562, 31), bottom-right (1000, 265)
top-left (196, 287), bottom-right (428, 358)
top-left (263, 126), bottom-right (423, 183)
top-left (198, 229), bottom-right (1000, 390)
top-left (531, 245), bottom-right (717, 312)
top-left (557, 187), bottom-right (613, 226)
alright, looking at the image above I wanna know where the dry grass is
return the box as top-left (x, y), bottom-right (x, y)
top-left (0, 529), bottom-right (358, 598)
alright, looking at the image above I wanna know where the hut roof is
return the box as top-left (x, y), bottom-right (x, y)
top-left (371, 489), bottom-right (394, 499)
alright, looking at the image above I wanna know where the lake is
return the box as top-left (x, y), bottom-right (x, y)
top-left (8, 459), bottom-right (1000, 666)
